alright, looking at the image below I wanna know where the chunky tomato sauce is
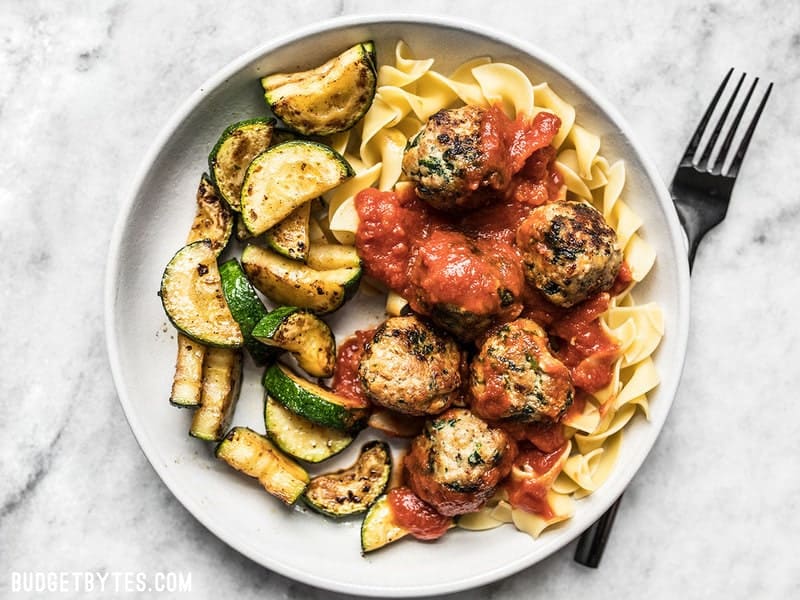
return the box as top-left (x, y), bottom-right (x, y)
top-left (522, 282), bottom-right (629, 394)
top-left (500, 419), bottom-right (568, 454)
top-left (387, 487), bottom-right (451, 540)
top-left (551, 294), bottom-right (619, 392)
top-left (507, 478), bottom-right (553, 519)
top-left (331, 329), bottom-right (375, 404)
top-left (504, 443), bottom-right (569, 518)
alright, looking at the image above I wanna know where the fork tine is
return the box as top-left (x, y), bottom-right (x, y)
top-left (712, 77), bottom-right (759, 174)
top-left (726, 81), bottom-right (773, 178)
top-left (696, 71), bottom-right (746, 170)
top-left (680, 68), bottom-right (733, 165)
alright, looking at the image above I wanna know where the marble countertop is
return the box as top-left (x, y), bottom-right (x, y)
top-left (2, 0), bottom-right (798, 598)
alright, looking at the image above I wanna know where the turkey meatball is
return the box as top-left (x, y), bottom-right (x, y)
top-left (358, 316), bottom-right (464, 416)
top-left (401, 105), bottom-right (490, 210)
top-left (470, 318), bottom-right (573, 422)
top-left (407, 229), bottom-right (525, 342)
top-left (516, 201), bottom-right (622, 307)
top-left (404, 408), bottom-right (515, 516)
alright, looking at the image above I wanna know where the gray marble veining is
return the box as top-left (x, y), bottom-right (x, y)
top-left (2, 0), bottom-right (799, 598)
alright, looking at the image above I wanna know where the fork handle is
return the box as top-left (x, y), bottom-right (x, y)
top-left (574, 492), bottom-right (623, 567)
top-left (672, 200), bottom-right (703, 271)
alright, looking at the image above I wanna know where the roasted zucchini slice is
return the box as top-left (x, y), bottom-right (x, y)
top-left (218, 258), bottom-right (277, 365)
top-left (306, 243), bottom-right (361, 270)
top-left (360, 494), bottom-right (409, 554)
top-left (241, 141), bottom-right (353, 236)
top-left (304, 441), bottom-right (391, 518)
top-left (186, 173), bottom-right (233, 256)
top-left (262, 362), bottom-right (370, 432)
top-left (215, 426), bottom-right (309, 505)
top-left (208, 117), bottom-right (275, 211)
top-left (264, 201), bottom-right (311, 262)
top-left (241, 244), bottom-right (361, 315)
top-left (261, 41), bottom-right (377, 136)
top-left (160, 240), bottom-right (244, 348)
top-left (252, 306), bottom-right (336, 378)
top-left (264, 395), bottom-right (353, 463)
top-left (190, 348), bottom-right (243, 441)
top-left (169, 333), bottom-right (207, 408)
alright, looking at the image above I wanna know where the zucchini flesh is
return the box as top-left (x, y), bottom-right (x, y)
top-left (306, 243), bottom-right (361, 270)
top-left (262, 362), bottom-right (369, 432)
top-left (252, 306), bottom-right (336, 378)
top-left (304, 441), bottom-right (391, 518)
top-left (208, 118), bottom-right (275, 211)
top-left (190, 348), bottom-right (242, 441)
top-left (241, 244), bottom-right (361, 315)
top-left (360, 494), bottom-right (409, 554)
top-left (264, 396), bottom-right (353, 463)
top-left (240, 140), bottom-right (353, 236)
top-left (169, 333), bottom-right (206, 408)
top-left (261, 41), bottom-right (377, 136)
top-left (215, 426), bottom-right (309, 505)
top-left (218, 258), bottom-right (277, 365)
top-left (265, 201), bottom-right (311, 262)
top-left (186, 173), bottom-right (233, 256)
top-left (160, 240), bottom-right (244, 348)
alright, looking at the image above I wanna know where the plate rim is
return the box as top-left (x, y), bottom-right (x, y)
top-left (104, 13), bottom-right (691, 597)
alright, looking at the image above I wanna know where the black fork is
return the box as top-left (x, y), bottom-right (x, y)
top-left (671, 68), bottom-right (774, 269)
top-left (574, 68), bottom-right (773, 568)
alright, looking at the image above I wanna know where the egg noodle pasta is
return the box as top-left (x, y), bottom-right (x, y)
top-left (323, 41), bottom-right (664, 539)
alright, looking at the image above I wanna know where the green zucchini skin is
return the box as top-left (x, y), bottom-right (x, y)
top-left (252, 306), bottom-right (336, 378)
top-left (253, 305), bottom-right (300, 339)
top-left (208, 117), bottom-right (275, 211)
top-left (303, 441), bottom-right (392, 518)
top-left (160, 240), bottom-right (244, 348)
top-left (218, 258), bottom-right (277, 365)
top-left (262, 363), bottom-right (369, 432)
top-left (215, 426), bottom-right (309, 505)
top-left (264, 395), bottom-right (353, 463)
top-left (261, 41), bottom-right (377, 136)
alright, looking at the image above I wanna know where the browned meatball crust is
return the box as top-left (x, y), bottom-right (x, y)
top-left (358, 316), bottom-right (464, 416)
top-left (470, 318), bottom-right (574, 423)
top-left (516, 201), bottom-right (623, 307)
top-left (404, 408), bottom-right (515, 516)
top-left (401, 105), bottom-right (490, 210)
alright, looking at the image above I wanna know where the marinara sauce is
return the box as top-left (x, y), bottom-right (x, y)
top-left (386, 487), bottom-right (451, 540)
top-left (331, 329), bottom-right (375, 404)
top-left (504, 443), bottom-right (569, 519)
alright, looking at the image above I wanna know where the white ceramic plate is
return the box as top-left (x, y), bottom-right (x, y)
top-left (105, 15), bottom-right (690, 597)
